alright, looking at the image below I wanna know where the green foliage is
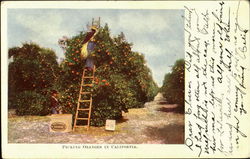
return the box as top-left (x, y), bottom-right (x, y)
top-left (8, 23), bottom-right (159, 122)
top-left (15, 91), bottom-right (50, 116)
top-left (59, 23), bottom-right (158, 126)
top-left (8, 43), bottom-right (59, 113)
top-left (160, 59), bottom-right (184, 111)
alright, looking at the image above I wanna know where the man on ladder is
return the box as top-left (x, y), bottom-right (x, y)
top-left (80, 25), bottom-right (98, 71)
top-left (73, 21), bottom-right (99, 131)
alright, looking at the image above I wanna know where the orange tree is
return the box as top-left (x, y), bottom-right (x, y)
top-left (58, 24), bottom-right (158, 126)
top-left (160, 59), bottom-right (184, 112)
top-left (8, 43), bottom-right (60, 115)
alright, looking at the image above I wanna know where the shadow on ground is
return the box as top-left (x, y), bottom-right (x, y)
top-left (157, 106), bottom-right (184, 114)
top-left (157, 101), bottom-right (168, 105)
top-left (116, 117), bottom-right (129, 123)
top-left (144, 123), bottom-right (184, 144)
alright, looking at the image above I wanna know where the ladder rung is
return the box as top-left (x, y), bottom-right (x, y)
top-left (84, 70), bottom-right (95, 73)
top-left (84, 76), bottom-right (94, 79)
top-left (78, 108), bottom-right (90, 111)
top-left (76, 118), bottom-right (88, 120)
top-left (82, 84), bottom-right (93, 87)
top-left (79, 100), bottom-right (91, 102)
top-left (74, 125), bottom-right (87, 128)
top-left (80, 92), bottom-right (91, 94)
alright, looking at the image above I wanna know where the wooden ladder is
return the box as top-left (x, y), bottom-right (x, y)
top-left (73, 65), bottom-right (95, 131)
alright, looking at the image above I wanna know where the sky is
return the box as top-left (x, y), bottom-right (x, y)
top-left (7, 9), bottom-right (184, 87)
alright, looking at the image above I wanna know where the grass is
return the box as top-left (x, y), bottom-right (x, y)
top-left (8, 115), bottom-right (50, 122)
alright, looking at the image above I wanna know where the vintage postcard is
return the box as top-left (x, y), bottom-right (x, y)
top-left (1, 1), bottom-right (249, 158)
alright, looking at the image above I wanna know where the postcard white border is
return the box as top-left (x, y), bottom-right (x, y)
top-left (1, 1), bottom-right (250, 158)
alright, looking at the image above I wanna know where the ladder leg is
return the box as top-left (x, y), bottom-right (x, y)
top-left (87, 95), bottom-right (93, 130)
top-left (73, 110), bottom-right (79, 131)
top-left (73, 68), bottom-right (86, 131)
top-left (87, 65), bottom-right (95, 130)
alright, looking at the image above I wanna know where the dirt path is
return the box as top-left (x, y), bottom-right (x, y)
top-left (8, 93), bottom-right (184, 144)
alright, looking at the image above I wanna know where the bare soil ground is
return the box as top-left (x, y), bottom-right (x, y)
top-left (8, 93), bottom-right (184, 144)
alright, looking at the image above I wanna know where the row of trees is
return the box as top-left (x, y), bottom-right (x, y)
top-left (160, 59), bottom-right (184, 112)
top-left (8, 24), bottom-right (158, 126)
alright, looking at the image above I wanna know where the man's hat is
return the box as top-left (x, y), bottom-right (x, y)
top-left (91, 25), bottom-right (98, 31)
